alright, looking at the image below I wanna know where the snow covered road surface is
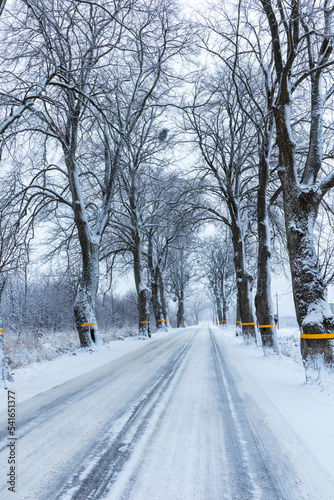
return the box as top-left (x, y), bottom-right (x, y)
top-left (0, 326), bottom-right (333, 499)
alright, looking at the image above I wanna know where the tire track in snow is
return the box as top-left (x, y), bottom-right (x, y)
top-left (210, 328), bottom-right (301, 500)
top-left (54, 330), bottom-right (198, 500)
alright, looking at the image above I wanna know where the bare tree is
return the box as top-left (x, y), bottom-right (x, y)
top-left (200, 233), bottom-right (236, 327)
top-left (259, 0), bottom-right (334, 373)
top-left (167, 241), bottom-right (196, 327)
top-left (4, 0), bottom-right (189, 346)
top-left (185, 74), bottom-right (259, 343)
top-left (146, 174), bottom-right (201, 330)
top-left (104, 124), bottom-right (178, 337)
top-left (199, 2), bottom-right (281, 353)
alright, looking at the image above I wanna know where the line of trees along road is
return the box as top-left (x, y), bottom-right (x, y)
top-left (1, 0), bottom-right (334, 383)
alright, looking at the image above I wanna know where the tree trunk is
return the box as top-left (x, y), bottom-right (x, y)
top-left (235, 296), bottom-right (241, 336)
top-left (177, 290), bottom-right (185, 328)
top-left (151, 274), bottom-right (163, 329)
top-left (230, 207), bottom-right (257, 343)
top-left (133, 236), bottom-right (151, 338)
top-left (149, 250), bottom-right (163, 330)
top-left (255, 146), bottom-right (279, 354)
top-left (74, 241), bottom-right (101, 347)
top-left (66, 158), bottom-right (101, 347)
top-left (64, 112), bottom-right (103, 347)
top-left (284, 189), bottom-right (334, 370)
top-left (260, 0), bottom-right (334, 374)
top-left (158, 269), bottom-right (169, 330)
top-left (216, 297), bottom-right (223, 325)
top-left (0, 275), bottom-right (13, 388)
top-left (273, 95), bottom-right (334, 373)
top-left (221, 275), bottom-right (228, 327)
top-left (213, 277), bottom-right (223, 326)
top-left (147, 237), bottom-right (162, 329)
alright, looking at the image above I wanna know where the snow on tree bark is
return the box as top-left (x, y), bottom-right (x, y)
top-left (158, 269), bottom-right (169, 330)
top-left (284, 187), bottom-right (334, 366)
top-left (177, 290), bottom-right (185, 328)
top-left (65, 136), bottom-right (102, 347)
top-left (235, 296), bottom-right (242, 337)
top-left (230, 204), bottom-right (257, 343)
top-left (147, 237), bottom-right (163, 329)
top-left (212, 275), bottom-right (223, 326)
top-left (261, 0), bottom-right (334, 373)
top-left (73, 242), bottom-right (100, 347)
top-left (133, 234), bottom-right (151, 338)
top-left (255, 139), bottom-right (279, 355)
top-left (220, 270), bottom-right (230, 327)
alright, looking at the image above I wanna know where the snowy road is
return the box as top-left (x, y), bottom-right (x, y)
top-left (0, 327), bottom-right (328, 499)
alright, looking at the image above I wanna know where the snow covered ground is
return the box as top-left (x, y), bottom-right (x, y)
top-left (216, 326), bottom-right (334, 499)
top-left (1, 324), bottom-right (334, 499)
top-left (0, 328), bottom-right (171, 413)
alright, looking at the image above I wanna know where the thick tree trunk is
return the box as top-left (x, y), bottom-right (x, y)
top-left (0, 275), bottom-right (13, 388)
top-left (230, 209), bottom-right (257, 343)
top-left (213, 277), bottom-right (223, 326)
top-left (274, 99), bottom-right (334, 373)
top-left (261, 0), bottom-right (334, 376)
top-left (133, 237), bottom-right (151, 338)
top-left (151, 277), bottom-right (163, 329)
top-left (152, 266), bottom-right (164, 329)
top-left (65, 115), bottom-right (103, 347)
top-left (67, 160), bottom-right (101, 348)
top-left (147, 238), bottom-right (163, 329)
top-left (74, 241), bottom-right (101, 347)
top-left (285, 191), bottom-right (334, 369)
top-left (255, 149), bottom-right (279, 354)
top-left (216, 298), bottom-right (223, 325)
top-left (235, 297), bottom-right (242, 336)
top-left (177, 290), bottom-right (185, 328)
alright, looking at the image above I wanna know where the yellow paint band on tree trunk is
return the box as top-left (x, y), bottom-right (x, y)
top-left (259, 325), bottom-right (275, 328)
top-left (164, 319), bottom-right (168, 322)
top-left (158, 319), bottom-right (164, 322)
top-left (81, 323), bottom-right (98, 327)
top-left (236, 321), bottom-right (241, 324)
top-left (300, 333), bottom-right (334, 339)
top-left (0, 329), bottom-right (3, 333)
top-left (141, 321), bottom-right (150, 324)
top-left (242, 323), bottom-right (257, 326)
top-left (220, 320), bottom-right (227, 323)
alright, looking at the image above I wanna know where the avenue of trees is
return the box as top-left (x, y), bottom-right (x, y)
top-left (1, 0), bottom-right (334, 383)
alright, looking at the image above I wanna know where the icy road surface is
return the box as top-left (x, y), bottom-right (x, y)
top-left (0, 326), bottom-right (332, 499)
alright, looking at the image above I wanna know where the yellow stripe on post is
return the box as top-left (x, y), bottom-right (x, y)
top-left (220, 320), bottom-right (227, 323)
top-left (141, 321), bottom-right (150, 324)
top-left (81, 323), bottom-right (98, 327)
top-left (242, 323), bottom-right (257, 326)
top-left (301, 333), bottom-right (334, 339)
top-left (158, 319), bottom-right (164, 322)
top-left (236, 321), bottom-right (241, 324)
top-left (259, 325), bottom-right (275, 328)
top-left (0, 329), bottom-right (3, 334)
